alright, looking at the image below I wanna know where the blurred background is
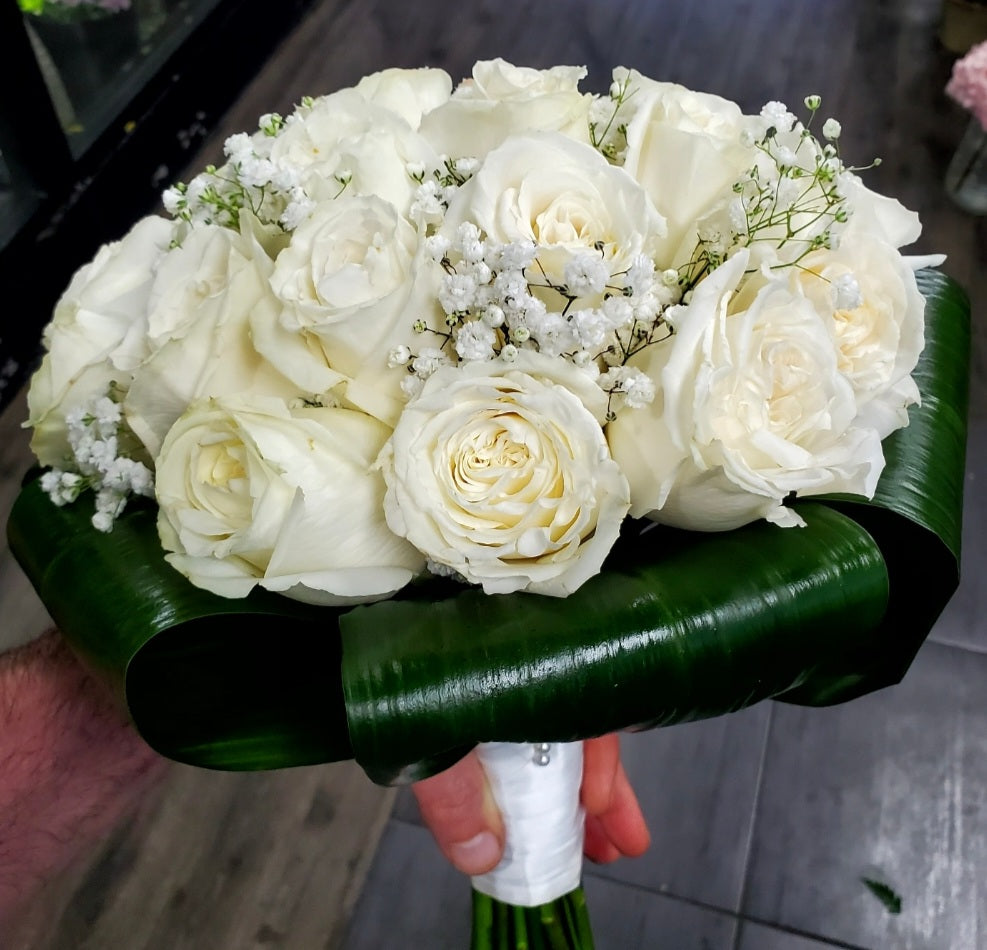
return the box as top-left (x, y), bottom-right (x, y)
top-left (1, 0), bottom-right (984, 947)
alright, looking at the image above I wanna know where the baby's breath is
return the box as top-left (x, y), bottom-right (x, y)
top-left (677, 96), bottom-right (877, 293)
top-left (162, 103), bottom-right (320, 233)
top-left (41, 390), bottom-right (154, 532)
top-left (259, 112), bottom-right (285, 137)
top-left (408, 156), bottom-right (479, 229)
top-left (402, 214), bottom-right (673, 416)
top-left (590, 74), bottom-right (635, 164)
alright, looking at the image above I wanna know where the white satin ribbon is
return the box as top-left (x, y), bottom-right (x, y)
top-left (470, 740), bottom-right (584, 907)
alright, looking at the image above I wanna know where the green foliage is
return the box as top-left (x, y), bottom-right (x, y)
top-left (861, 877), bottom-right (903, 915)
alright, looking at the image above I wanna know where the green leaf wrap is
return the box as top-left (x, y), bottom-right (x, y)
top-left (342, 504), bottom-right (889, 784)
top-left (5, 271), bottom-right (970, 781)
top-left (7, 486), bottom-right (352, 770)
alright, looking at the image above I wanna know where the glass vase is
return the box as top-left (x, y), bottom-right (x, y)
top-left (945, 117), bottom-right (987, 215)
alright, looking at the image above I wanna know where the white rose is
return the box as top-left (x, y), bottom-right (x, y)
top-left (419, 59), bottom-right (593, 159)
top-left (145, 221), bottom-right (264, 349)
top-left (789, 234), bottom-right (926, 437)
top-left (614, 70), bottom-right (753, 267)
top-left (271, 195), bottom-right (418, 331)
top-left (608, 253), bottom-right (885, 531)
top-left (837, 173), bottom-right (924, 249)
top-left (125, 217), bottom-right (300, 459)
top-left (259, 195), bottom-right (438, 425)
top-left (27, 215), bottom-right (175, 466)
top-left (465, 59), bottom-right (588, 99)
top-left (354, 66), bottom-right (453, 128)
top-left (442, 132), bottom-right (666, 291)
top-left (156, 396), bottom-right (424, 604)
top-left (270, 90), bottom-right (438, 215)
top-left (379, 351), bottom-right (630, 596)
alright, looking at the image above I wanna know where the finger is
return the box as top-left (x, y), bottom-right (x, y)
top-left (583, 813), bottom-right (622, 864)
top-left (581, 733), bottom-right (620, 816)
top-left (411, 751), bottom-right (505, 875)
top-left (597, 761), bottom-right (651, 858)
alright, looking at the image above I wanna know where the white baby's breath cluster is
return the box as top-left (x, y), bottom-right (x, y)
top-left (39, 393), bottom-right (154, 532)
top-left (408, 156), bottom-right (480, 227)
top-left (678, 95), bottom-right (868, 290)
top-left (161, 108), bottom-right (333, 234)
top-left (408, 220), bottom-right (676, 418)
top-left (26, 59), bottom-right (938, 600)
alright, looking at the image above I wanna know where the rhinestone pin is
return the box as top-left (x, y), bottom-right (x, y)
top-left (532, 742), bottom-right (552, 766)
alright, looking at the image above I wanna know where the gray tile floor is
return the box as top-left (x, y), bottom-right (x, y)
top-left (3, 0), bottom-right (985, 947)
top-left (356, 637), bottom-right (987, 948)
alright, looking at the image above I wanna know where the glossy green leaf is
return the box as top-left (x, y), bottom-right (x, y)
top-left (341, 504), bottom-right (889, 784)
top-left (7, 485), bottom-right (352, 770)
top-left (5, 271), bottom-right (970, 780)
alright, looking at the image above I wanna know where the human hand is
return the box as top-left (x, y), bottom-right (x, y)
top-left (411, 733), bottom-right (650, 876)
top-left (0, 631), bottom-right (167, 924)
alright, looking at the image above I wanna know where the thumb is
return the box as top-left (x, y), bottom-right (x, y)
top-left (411, 749), bottom-right (505, 875)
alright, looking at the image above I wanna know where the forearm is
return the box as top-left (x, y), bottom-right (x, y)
top-left (0, 630), bottom-right (167, 921)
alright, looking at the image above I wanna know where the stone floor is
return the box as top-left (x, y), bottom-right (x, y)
top-left (2, 0), bottom-right (985, 947)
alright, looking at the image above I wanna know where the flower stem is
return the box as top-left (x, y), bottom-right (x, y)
top-left (471, 890), bottom-right (494, 950)
top-left (569, 888), bottom-right (595, 947)
top-left (472, 888), bottom-right (595, 950)
top-left (497, 894), bottom-right (510, 949)
top-left (514, 905), bottom-right (530, 950)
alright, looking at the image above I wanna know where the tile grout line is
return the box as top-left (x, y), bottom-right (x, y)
top-left (730, 700), bottom-right (775, 950)
top-left (927, 634), bottom-right (987, 658)
top-left (732, 912), bottom-right (874, 950)
top-left (579, 865), bottom-right (873, 950)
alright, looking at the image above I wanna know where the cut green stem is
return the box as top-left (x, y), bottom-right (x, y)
top-left (472, 887), bottom-right (595, 950)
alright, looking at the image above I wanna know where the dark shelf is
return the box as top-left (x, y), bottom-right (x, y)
top-left (0, 0), bottom-right (316, 414)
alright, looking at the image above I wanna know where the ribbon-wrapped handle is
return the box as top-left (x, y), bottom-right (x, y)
top-left (471, 741), bottom-right (585, 907)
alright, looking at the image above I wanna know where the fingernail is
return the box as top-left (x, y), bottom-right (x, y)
top-left (449, 831), bottom-right (502, 874)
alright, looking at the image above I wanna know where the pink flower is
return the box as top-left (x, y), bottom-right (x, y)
top-left (947, 39), bottom-right (987, 131)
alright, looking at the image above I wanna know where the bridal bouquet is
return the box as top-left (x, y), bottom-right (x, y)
top-left (10, 60), bottom-right (969, 948)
